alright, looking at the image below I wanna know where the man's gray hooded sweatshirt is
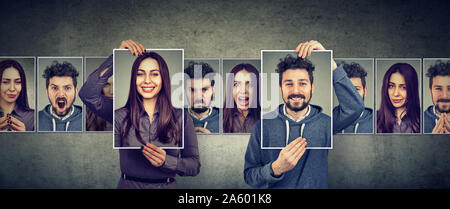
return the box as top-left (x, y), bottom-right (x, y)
top-left (188, 107), bottom-right (220, 133)
top-left (424, 105), bottom-right (441, 133)
top-left (38, 104), bottom-right (83, 131)
top-left (332, 64), bottom-right (368, 134)
top-left (244, 104), bottom-right (330, 189)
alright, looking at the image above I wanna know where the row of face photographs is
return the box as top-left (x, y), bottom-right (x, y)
top-left (0, 53), bottom-right (448, 137)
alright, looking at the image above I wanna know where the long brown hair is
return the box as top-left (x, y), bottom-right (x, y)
top-left (377, 63), bottom-right (420, 133)
top-left (0, 59), bottom-right (32, 111)
top-left (121, 52), bottom-right (180, 145)
top-left (223, 63), bottom-right (261, 133)
top-left (86, 108), bottom-right (109, 131)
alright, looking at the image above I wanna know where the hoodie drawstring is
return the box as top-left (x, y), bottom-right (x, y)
top-left (285, 120), bottom-right (306, 146)
top-left (203, 121), bottom-right (208, 129)
top-left (52, 118), bottom-right (70, 131)
top-left (300, 123), bottom-right (305, 138)
top-left (354, 123), bottom-right (359, 134)
top-left (285, 120), bottom-right (290, 146)
top-left (353, 111), bottom-right (365, 133)
top-left (341, 111), bottom-right (364, 134)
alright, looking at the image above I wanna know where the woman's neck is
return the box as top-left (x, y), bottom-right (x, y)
top-left (143, 97), bottom-right (157, 122)
top-left (395, 107), bottom-right (407, 125)
top-left (237, 108), bottom-right (249, 126)
top-left (0, 99), bottom-right (15, 114)
top-left (238, 108), bottom-right (249, 119)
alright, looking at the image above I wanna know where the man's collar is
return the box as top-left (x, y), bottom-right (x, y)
top-left (189, 106), bottom-right (212, 120)
top-left (49, 105), bottom-right (74, 121)
top-left (283, 104), bottom-right (311, 123)
top-left (433, 105), bottom-right (441, 118)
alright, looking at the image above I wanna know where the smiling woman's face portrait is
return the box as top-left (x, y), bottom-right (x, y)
top-left (135, 58), bottom-right (162, 100)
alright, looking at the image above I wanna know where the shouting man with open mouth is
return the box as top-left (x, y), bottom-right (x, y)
top-left (39, 61), bottom-right (83, 132)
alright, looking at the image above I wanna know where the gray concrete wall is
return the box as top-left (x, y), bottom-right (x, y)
top-left (0, 0), bottom-right (449, 189)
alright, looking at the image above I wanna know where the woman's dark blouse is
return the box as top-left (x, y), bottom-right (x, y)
top-left (115, 107), bottom-right (200, 179)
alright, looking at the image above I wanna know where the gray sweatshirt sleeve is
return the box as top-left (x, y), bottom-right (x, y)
top-left (160, 110), bottom-right (201, 176)
top-left (244, 120), bottom-right (285, 188)
top-left (332, 64), bottom-right (365, 134)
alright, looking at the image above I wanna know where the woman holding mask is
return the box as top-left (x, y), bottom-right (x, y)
top-left (80, 40), bottom-right (200, 188)
top-left (114, 48), bottom-right (200, 189)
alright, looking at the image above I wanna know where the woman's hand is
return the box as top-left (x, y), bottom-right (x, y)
top-left (8, 115), bottom-right (26, 131)
top-left (0, 115), bottom-right (9, 131)
top-left (142, 142), bottom-right (166, 167)
top-left (120, 39), bottom-right (146, 56)
top-left (0, 114), bottom-right (26, 131)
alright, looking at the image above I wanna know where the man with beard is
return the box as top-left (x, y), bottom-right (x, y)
top-left (424, 60), bottom-right (450, 134)
top-left (333, 61), bottom-right (372, 134)
top-left (184, 61), bottom-right (219, 133)
top-left (244, 40), bottom-right (338, 188)
top-left (39, 61), bottom-right (82, 131)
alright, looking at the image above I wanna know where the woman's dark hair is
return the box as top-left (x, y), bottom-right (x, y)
top-left (223, 63), bottom-right (261, 133)
top-left (377, 63), bottom-right (420, 133)
top-left (86, 88), bottom-right (109, 131)
top-left (86, 108), bottom-right (109, 131)
top-left (121, 52), bottom-right (180, 145)
top-left (0, 59), bottom-right (31, 111)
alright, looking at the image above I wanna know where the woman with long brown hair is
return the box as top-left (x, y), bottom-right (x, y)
top-left (223, 63), bottom-right (261, 133)
top-left (377, 63), bottom-right (420, 133)
top-left (114, 50), bottom-right (200, 189)
top-left (0, 59), bottom-right (34, 131)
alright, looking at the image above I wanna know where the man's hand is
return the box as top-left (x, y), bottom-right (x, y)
top-left (194, 127), bottom-right (211, 134)
top-left (432, 113), bottom-right (450, 133)
top-left (120, 39), bottom-right (146, 56)
top-left (444, 113), bottom-right (450, 133)
top-left (295, 40), bottom-right (338, 70)
top-left (432, 116), bottom-right (444, 133)
top-left (271, 137), bottom-right (307, 176)
top-left (142, 142), bottom-right (167, 167)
